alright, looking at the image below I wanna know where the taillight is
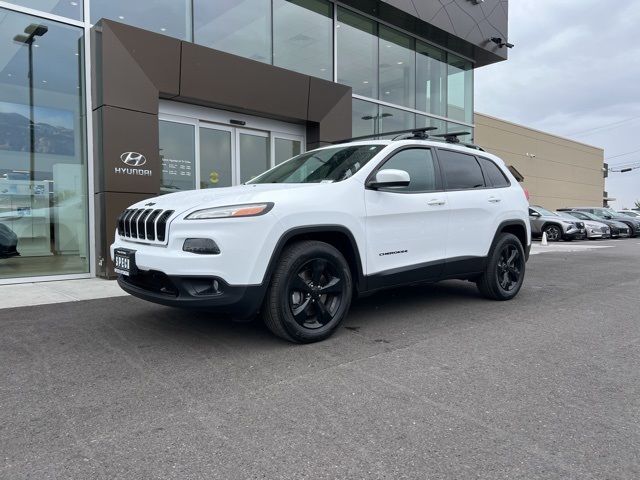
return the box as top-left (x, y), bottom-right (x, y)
top-left (522, 185), bottom-right (530, 201)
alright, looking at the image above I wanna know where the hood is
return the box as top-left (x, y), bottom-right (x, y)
top-left (128, 183), bottom-right (330, 214)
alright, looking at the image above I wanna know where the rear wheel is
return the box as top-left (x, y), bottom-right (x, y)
top-left (477, 233), bottom-right (525, 301)
top-left (543, 224), bottom-right (562, 242)
top-left (262, 240), bottom-right (352, 343)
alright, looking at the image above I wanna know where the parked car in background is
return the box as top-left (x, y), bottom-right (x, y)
top-left (563, 207), bottom-right (640, 237)
top-left (560, 210), bottom-right (630, 238)
top-left (617, 210), bottom-right (640, 218)
top-left (529, 205), bottom-right (586, 241)
top-left (0, 223), bottom-right (19, 258)
top-left (555, 211), bottom-right (610, 239)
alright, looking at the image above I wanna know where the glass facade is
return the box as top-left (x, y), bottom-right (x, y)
top-left (273, 0), bottom-right (333, 80)
top-left (91, 0), bottom-right (191, 40)
top-left (194, 0), bottom-right (272, 63)
top-left (0, 0), bottom-right (476, 282)
top-left (0, 7), bottom-right (88, 280)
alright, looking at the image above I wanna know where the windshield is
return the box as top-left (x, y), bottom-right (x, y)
top-left (248, 144), bottom-right (385, 184)
top-left (568, 211), bottom-right (598, 221)
top-left (620, 211), bottom-right (640, 217)
top-left (532, 206), bottom-right (557, 217)
top-left (591, 209), bottom-right (616, 219)
top-left (556, 212), bottom-right (578, 220)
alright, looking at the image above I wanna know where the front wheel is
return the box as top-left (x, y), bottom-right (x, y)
top-left (543, 224), bottom-right (562, 242)
top-left (476, 233), bottom-right (526, 301)
top-left (262, 240), bottom-right (353, 343)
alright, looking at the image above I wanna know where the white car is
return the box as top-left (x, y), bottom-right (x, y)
top-left (111, 131), bottom-right (531, 343)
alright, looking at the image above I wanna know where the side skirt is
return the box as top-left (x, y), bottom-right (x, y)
top-left (362, 256), bottom-right (487, 294)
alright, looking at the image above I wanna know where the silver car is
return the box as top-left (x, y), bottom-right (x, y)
top-left (555, 211), bottom-right (610, 239)
top-left (529, 205), bottom-right (586, 241)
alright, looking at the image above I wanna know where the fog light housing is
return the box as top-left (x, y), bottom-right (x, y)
top-left (183, 238), bottom-right (220, 255)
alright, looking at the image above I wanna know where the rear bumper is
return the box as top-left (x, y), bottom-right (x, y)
top-left (117, 272), bottom-right (266, 319)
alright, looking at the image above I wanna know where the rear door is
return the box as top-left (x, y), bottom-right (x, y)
top-left (364, 147), bottom-right (449, 285)
top-left (436, 149), bottom-right (499, 262)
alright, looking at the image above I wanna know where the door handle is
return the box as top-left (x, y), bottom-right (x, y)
top-left (427, 199), bottom-right (446, 206)
top-left (488, 197), bottom-right (502, 203)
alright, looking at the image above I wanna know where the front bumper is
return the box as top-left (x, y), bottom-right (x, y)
top-left (118, 272), bottom-right (266, 319)
top-left (563, 229), bottom-right (587, 240)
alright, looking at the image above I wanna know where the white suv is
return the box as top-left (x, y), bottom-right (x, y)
top-left (111, 132), bottom-right (531, 343)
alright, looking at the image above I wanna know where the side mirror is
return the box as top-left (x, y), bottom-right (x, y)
top-left (367, 169), bottom-right (410, 189)
top-left (530, 211), bottom-right (541, 217)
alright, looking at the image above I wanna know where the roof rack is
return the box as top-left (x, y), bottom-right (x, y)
top-left (331, 126), bottom-right (485, 151)
top-left (431, 131), bottom-right (485, 151)
top-left (332, 127), bottom-right (436, 144)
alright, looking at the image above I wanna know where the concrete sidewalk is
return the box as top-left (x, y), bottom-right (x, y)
top-left (0, 278), bottom-right (128, 309)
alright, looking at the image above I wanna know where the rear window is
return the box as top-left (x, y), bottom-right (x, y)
top-left (478, 157), bottom-right (510, 187)
top-left (438, 150), bottom-right (485, 190)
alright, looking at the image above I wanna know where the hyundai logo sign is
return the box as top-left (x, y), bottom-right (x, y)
top-left (120, 151), bottom-right (147, 167)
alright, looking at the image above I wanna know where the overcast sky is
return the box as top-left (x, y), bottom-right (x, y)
top-left (475, 0), bottom-right (640, 209)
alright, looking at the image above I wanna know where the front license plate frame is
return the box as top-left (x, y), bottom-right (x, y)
top-left (114, 248), bottom-right (137, 276)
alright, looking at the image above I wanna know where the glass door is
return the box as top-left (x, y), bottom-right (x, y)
top-left (237, 129), bottom-right (270, 183)
top-left (271, 132), bottom-right (304, 166)
top-left (199, 124), bottom-right (234, 189)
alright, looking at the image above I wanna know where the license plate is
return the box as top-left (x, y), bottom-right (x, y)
top-left (114, 248), bottom-right (137, 276)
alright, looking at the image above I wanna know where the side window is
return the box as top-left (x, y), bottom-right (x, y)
top-left (478, 157), bottom-right (510, 187)
top-left (438, 149), bottom-right (486, 190)
top-left (378, 148), bottom-right (438, 192)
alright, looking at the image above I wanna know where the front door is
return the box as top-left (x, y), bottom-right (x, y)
top-left (365, 147), bottom-right (449, 286)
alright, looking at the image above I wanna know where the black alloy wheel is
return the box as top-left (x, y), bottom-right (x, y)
top-left (262, 240), bottom-right (353, 343)
top-left (476, 233), bottom-right (526, 301)
top-left (288, 258), bottom-right (345, 330)
top-left (496, 244), bottom-right (524, 292)
top-left (544, 224), bottom-right (562, 242)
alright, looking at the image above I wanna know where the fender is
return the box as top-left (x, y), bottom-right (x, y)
top-left (260, 224), bottom-right (366, 293)
top-left (490, 219), bottom-right (531, 261)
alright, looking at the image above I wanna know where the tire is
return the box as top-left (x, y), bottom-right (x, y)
top-left (262, 240), bottom-right (353, 343)
top-left (476, 233), bottom-right (526, 301)
top-left (543, 224), bottom-right (562, 242)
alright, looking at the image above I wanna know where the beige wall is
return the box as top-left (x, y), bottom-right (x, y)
top-left (474, 113), bottom-right (605, 211)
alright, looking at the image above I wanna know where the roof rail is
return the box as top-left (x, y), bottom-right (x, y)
top-left (332, 127), bottom-right (436, 144)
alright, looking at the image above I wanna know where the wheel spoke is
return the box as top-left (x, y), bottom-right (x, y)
top-left (315, 300), bottom-right (333, 325)
top-left (290, 274), bottom-right (311, 293)
top-left (319, 276), bottom-right (341, 294)
top-left (506, 248), bottom-right (517, 266)
top-left (501, 271), bottom-right (510, 289)
top-left (311, 259), bottom-right (327, 284)
top-left (292, 298), bottom-right (311, 320)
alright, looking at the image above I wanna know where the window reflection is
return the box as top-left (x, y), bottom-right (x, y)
top-left (352, 99), bottom-right (378, 138)
top-left (194, 0), bottom-right (272, 63)
top-left (378, 106), bottom-right (415, 136)
top-left (273, 0), bottom-right (333, 80)
top-left (91, 0), bottom-right (191, 40)
top-left (416, 41), bottom-right (447, 117)
top-left (447, 54), bottom-right (473, 124)
top-left (7, 0), bottom-right (82, 20)
top-left (0, 8), bottom-right (88, 279)
top-left (379, 26), bottom-right (415, 108)
top-left (159, 120), bottom-right (195, 193)
top-left (337, 8), bottom-right (378, 98)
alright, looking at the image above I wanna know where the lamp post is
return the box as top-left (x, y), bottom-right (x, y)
top-left (13, 24), bottom-right (48, 186)
top-left (362, 112), bottom-right (393, 136)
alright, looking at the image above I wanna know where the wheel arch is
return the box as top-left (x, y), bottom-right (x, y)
top-left (491, 220), bottom-right (530, 260)
top-left (261, 225), bottom-right (366, 293)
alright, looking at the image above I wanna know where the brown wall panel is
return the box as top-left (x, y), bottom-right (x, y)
top-left (179, 42), bottom-right (310, 122)
top-left (307, 77), bottom-right (352, 146)
top-left (93, 106), bottom-right (160, 195)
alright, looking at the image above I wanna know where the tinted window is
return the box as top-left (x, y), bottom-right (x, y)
top-left (478, 157), bottom-right (510, 187)
top-left (438, 150), bottom-right (485, 190)
top-left (379, 149), bottom-right (437, 192)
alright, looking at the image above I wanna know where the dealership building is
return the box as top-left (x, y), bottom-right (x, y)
top-left (0, 0), bottom-right (602, 284)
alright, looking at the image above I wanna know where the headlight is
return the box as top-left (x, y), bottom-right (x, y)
top-left (185, 202), bottom-right (274, 220)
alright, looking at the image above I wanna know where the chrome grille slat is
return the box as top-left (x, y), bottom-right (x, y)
top-left (138, 209), bottom-right (153, 239)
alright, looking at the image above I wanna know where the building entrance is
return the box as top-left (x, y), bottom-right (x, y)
top-left (158, 101), bottom-right (305, 193)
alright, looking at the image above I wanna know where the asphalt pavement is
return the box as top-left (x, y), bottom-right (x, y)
top-left (1, 239), bottom-right (639, 479)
